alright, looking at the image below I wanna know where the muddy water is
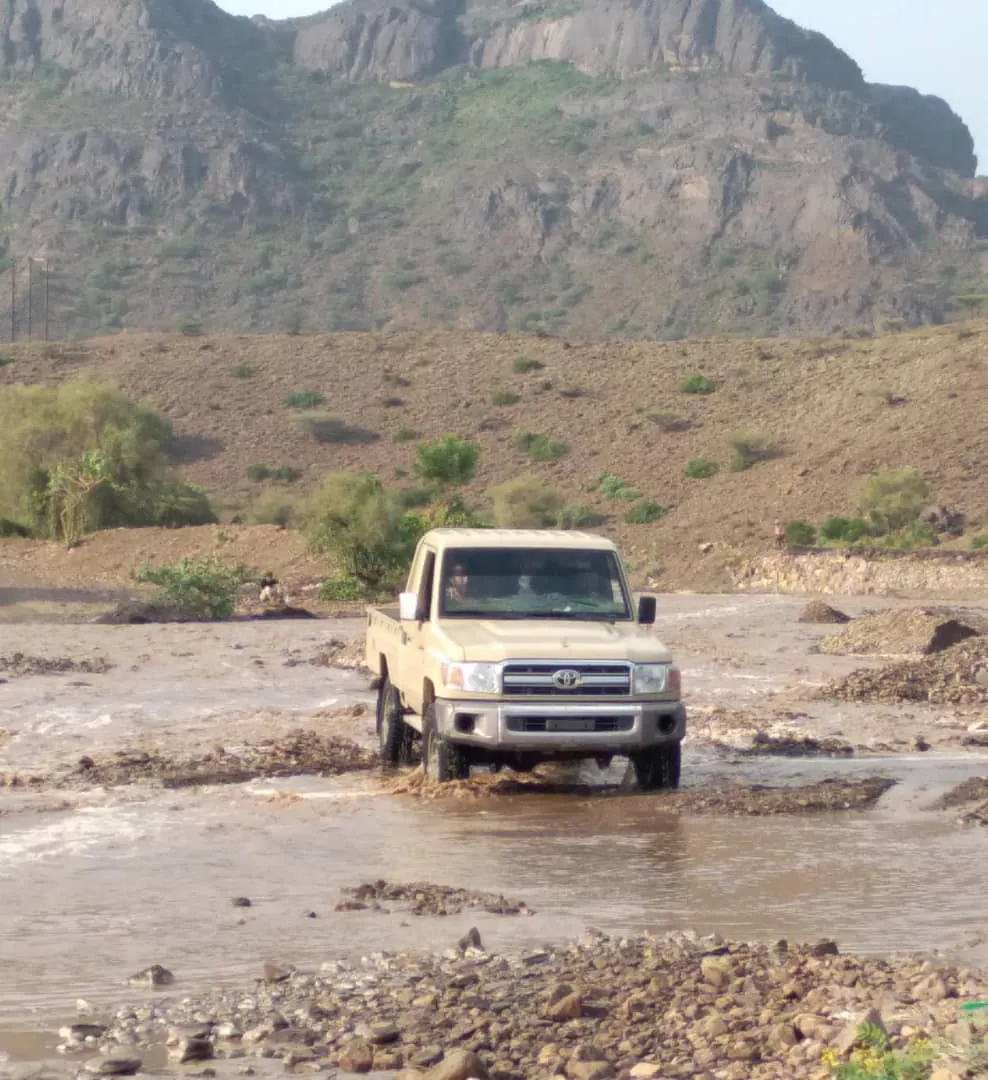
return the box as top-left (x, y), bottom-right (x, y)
top-left (1, 753), bottom-right (987, 1025)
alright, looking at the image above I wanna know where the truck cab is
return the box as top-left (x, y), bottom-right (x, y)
top-left (364, 528), bottom-right (685, 788)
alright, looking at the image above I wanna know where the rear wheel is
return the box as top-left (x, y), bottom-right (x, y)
top-left (377, 677), bottom-right (412, 765)
top-left (632, 743), bottom-right (681, 790)
top-left (423, 704), bottom-right (469, 782)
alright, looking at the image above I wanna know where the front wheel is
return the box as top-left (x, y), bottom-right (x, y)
top-left (377, 677), bottom-right (413, 765)
top-left (631, 743), bottom-right (681, 791)
top-left (423, 704), bottom-right (469, 782)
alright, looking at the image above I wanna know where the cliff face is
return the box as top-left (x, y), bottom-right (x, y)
top-left (0, 0), bottom-right (983, 342)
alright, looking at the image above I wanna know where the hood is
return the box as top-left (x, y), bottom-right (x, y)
top-left (432, 618), bottom-right (673, 664)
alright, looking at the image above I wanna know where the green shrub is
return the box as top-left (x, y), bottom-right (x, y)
top-left (230, 364), bottom-right (255, 378)
top-left (284, 389), bottom-right (325, 409)
top-left (413, 435), bottom-right (480, 487)
top-left (680, 374), bottom-right (715, 394)
top-left (555, 504), bottom-right (605, 529)
top-left (820, 516), bottom-right (871, 544)
top-left (784, 520), bottom-right (816, 546)
top-left (0, 517), bottom-right (30, 537)
top-left (271, 466), bottom-right (301, 483)
top-left (624, 500), bottom-right (667, 525)
top-left (393, 426), bottom-right (421, 443)
top-left (247, 464), bottom-right (271, 482)
top-left (246, 491), bottom-right (299, 527)
top-left (0, 356), bottom-right (14, 368)
top-left (684, 459), bottom-right (718, 479)
top-left (0, 379), bottom-right (215, 542)
top-left (491, 476), bottom-right (565, 527)
top-left (516, 432), bottom-right (568, 462)
top-left (727, 429), bottom-right (777, 471)
top-left (598, 474), bottom-right (641, 500)
top-left (175, 317), bottom-right (203, 336)
top-left (874, 521), bottom-right (939, 551)
top-left (513, 356), bottom-right (545, 374)
top-left (856, 467), bottom-right (931, 533)
top-left (971, 533), bottom-right (988, 551)
top-left (491, 390), bottom-right (521, 406)
top-left (318, 574), bottom-right (366, 602)
top-left (136, 556), bottom-right (249, 620)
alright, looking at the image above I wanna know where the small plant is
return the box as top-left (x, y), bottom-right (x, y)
top-left (491, 390), bottom-right (521, 406)
top-left (247, 464), bottom-right (301, 484)
top-left (821, 1019), bottom-right (935, 1079)
top-left (414, 435), bottom-right (480, 488)
top-left (537, 378), bottom-right (554, 392)
top-left (381, 396), bottom-right (404, 408)
top-left (625, 501), bottom-right (667, 525)
top-left (598, 474), bottom-right (641, 501)
top-left (971, 534), bottom-right (988, 551)
top-left (821, 516), bottom-right (871, 544)
top-left (0, 356), bottom-right (14, 368)
top-left (784, 520), bottom-right (816, 546)
top-left (684, 459), bottom-right (718, 479)
top-left (558, 386), bottom-right (585, 399)
top-left (727, 429), bottom-right (777, 471)
top-left (393, 427), bottom-right (421, 443)
top-left (383, 371), bottom-right (412, 388)
top-left (555, 504), bottom-right (605, 529)
top-left (513, 356), bottom-right (545, 374)
top-left (175, 317), bottom-right (203, 336)
top-left (136, 556), bottom-right (249, 620)
top-left (230, 364), bottom-right (255, 378)
top-left (516, 432), bottom-right (568, 462)
top-left (491, 476), bottom-right (565, 528)
top-left (680, 374), bottom-right (715, 394)
top-left (246, 491), bottom-right (300, 527)
top-left (0, 517), bottom-right (30, 537)
top-left (284, 389), bottom-right (325, 409)
top-left (318, 574), bottom-right (366, 602)
top-left (247, 464), bottom-right (271, 482)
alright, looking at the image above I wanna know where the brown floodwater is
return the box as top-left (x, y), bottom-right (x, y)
top-left (0, 751), bottom-right (986, 1032)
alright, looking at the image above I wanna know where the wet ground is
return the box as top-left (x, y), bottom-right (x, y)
top-left (1, 594), bottom-right (987, 1053)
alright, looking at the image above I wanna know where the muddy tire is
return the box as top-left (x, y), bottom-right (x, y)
top-left (377, 677), bottom-right (412, 765)
top-left (423, 704), bottom-right (469, 782)
top-left (632, 743), bottom-right (681, 791)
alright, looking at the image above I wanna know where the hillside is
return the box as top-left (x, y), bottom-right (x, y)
top-left (3, 323), bottom-right (988, 587)
top-left (0, 0), bottom-right (986, 341)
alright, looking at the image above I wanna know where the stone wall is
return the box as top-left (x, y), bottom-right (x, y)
top-left (730, 549), bottom-right (988, 597)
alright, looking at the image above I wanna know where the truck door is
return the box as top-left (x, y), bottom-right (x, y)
top-left (397, 546), bottom-right (437, 715)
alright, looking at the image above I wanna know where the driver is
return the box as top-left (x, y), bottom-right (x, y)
top-left (446, 563), bottom-right (470, 604)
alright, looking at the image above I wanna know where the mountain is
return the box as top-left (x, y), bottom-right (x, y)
top-left (0, 0), bottom-right (985, 340)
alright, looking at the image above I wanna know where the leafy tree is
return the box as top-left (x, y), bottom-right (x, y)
top-left (856, 467), bottom-right (930, 533)
top-left (136, 557), bottom-right (249, 619)
top-left (413, 435), bottom-right (480, 488)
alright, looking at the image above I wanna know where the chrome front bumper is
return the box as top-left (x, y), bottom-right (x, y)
top-left (433, 698), bottom-right (686, 752)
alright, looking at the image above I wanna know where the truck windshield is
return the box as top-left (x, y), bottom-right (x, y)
top-left (438, 547), bottom-right (632, 620)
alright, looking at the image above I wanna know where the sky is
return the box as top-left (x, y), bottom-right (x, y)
top-left (218, 0), bottom-right (987, 172)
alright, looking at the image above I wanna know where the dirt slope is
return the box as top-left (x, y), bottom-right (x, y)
top-left (2, 322), bottom-right (988, 588)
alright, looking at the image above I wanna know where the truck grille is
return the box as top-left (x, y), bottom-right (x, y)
top-left (502, 663), bottom-right (631, 697)
top-left (505, 715), bottom-right (635, 734)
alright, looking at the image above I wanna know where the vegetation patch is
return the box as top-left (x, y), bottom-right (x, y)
top-left (136, 556), bottom-right (250, 620)
top-left (284, 389), bottom-right (326, 409)
top-left (513, 356), bottom-right (545, 374)
top-left (491, 475), bottom-right (565, 527)
top-left (515, 432), bottom-right (569, 462)
top-left (624, 500), bottom-right (667, 525)
top-left (680, 374), bottom-right (715, 394)
top-left (684, 459), bottom-right (718, 479)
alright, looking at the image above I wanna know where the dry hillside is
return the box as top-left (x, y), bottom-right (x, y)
top-left (2, 323), bottom-right (988, 588)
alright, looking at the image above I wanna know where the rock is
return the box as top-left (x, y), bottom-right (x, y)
top-left (262, 963), bottom-right (293, 983)
top-left (232, 897), bottom-right (252, 907)
top-left (810, 938), bottom-right (840, 957)
top-left (458, 927), bottom-right (483, 953)
top-left (424, 1050), bottom-right (491, 1080)
top-left (629, 1066), bottom-right (662, 1080)
top-left (564, 1062), bottom-right (614, 1080)
top-left (126, 964), bottom-right (174, 988)
top-left (700, 956), bottom-right (732, 988)
top-left (84, 1058), bottom-right (142, 1076)
top-left (834, 1008), bottom-right (888, 1056)
top-left (548, 992), bottom-right (584, 1021)
top-left (365, 1022), bottom-right (400, 1045)
top-left (338, 1038), bottom-right (374, 1073)
top-left (59, 1024), bottom-right (107, 1043)
top-left (798, 601), bottom-right (851, 624)
top-left (169, 1037), bottom-right (214, 1064)
top-left (411, 1046), bottom-right (445, 1068)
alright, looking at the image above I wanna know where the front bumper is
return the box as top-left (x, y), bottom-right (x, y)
top-left (433, 698), bottom-right (686, 752)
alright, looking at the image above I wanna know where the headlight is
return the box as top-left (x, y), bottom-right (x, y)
top-left (441, 661), bottom-right (501, 694)
top-left (633, 663), bottom-right (670, 694)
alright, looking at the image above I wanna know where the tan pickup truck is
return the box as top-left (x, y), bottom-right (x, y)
top-left (364, 527), bottom-right (686, 788)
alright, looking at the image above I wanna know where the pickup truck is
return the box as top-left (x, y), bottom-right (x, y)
top-left (364, 527), bottom-right (686, 789)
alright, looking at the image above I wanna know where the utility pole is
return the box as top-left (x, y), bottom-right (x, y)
top-left (27, 258), bottom-right (32, 341)
top-left (9, 258), bottom-right (15, 344)
top-left (44, 258), bottom-right (50, 343)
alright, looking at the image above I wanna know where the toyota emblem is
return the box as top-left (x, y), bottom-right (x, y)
top-left (552, 668), bottom-right (583, 690)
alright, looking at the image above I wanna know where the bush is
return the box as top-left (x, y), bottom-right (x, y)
top-left (624, 500), bottom-right (667, 525)
top-left (513, 356), bottom-right (545, 374)
top-left (491, 476), bottom-right (565, 527)
top-left (820, 516), bottom-right (871, 544)
top-left (247, 464), bottom-right (300, 483)
top-left (680, 374), bottom-right (715, 394)
top-left (971, 533), bottom-right (988, 551)
top-left (874, 521), bottom-right (939, 551)
top-left (318, 574), bottom-right (366, 602)
top-left (684, 459), bottom-right (718, 479)
top-left (856, 467), bottom-right (931, 533)
top-left (230, 364), bottom-right (255, 378)
top-left (136, 556), bottom-right (249, 619)
top-left (516, 433), bottom-right (568, 462)
top-left (491, 390), bottom-right (521, 406)
top-left (284, 389), bottom-right (325, 409)
top-left (784, 520), bottom-right (816, 546)
top-left (597, 474), bottom-right (641, 501)
top-left (0, 355), bottom-right (14, 368)
top-left (555, 504), bottom-right (605, 529)
top-left (0, 379), bottom-right (215, 542)
top-left (393, 427), bottom-right (421, 443)
top-left (414, 435), bottom-right (480, 487)
top-left (727, 429), bottom-right (777, 471)
top-left (246, 491), bottom-right (299, 527)
top-left (0, 517), bottom-right (30, 537)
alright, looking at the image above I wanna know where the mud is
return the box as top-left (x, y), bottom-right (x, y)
top-left (336, 880), bottom-right (534, 917)
top-left (0, 653), bottom-right (112, 679)
top-left (0, 726), bottom-right (377, 791)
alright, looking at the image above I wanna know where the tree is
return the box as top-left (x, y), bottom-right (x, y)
top-left (413, 435), bottom-right (480, 489)
top-left (856, 467), bottom-right (931, 534)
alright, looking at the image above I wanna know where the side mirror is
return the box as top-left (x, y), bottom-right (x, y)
top-left (398, 592), bottom-right (421, 622)
top-left (637, 594), bottom-right (656, 625)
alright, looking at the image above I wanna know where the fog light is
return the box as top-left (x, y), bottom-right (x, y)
top-left (455, 713), bottom-right (477, 734)
top-left (658, 714), bottom-right (677, 735)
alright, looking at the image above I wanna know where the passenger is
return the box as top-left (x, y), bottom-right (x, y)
top-left (446, 564), bottom-right (470, 605)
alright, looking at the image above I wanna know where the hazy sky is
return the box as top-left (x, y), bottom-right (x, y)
top-left (218, 0), bottom-right (986, 171)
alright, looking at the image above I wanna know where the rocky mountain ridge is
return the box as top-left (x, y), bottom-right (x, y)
top-left (0, 0), bottom-right (984, 340)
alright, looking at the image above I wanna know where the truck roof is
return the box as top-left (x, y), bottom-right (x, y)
top-left (419, 528), bottom-right (619, 551)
